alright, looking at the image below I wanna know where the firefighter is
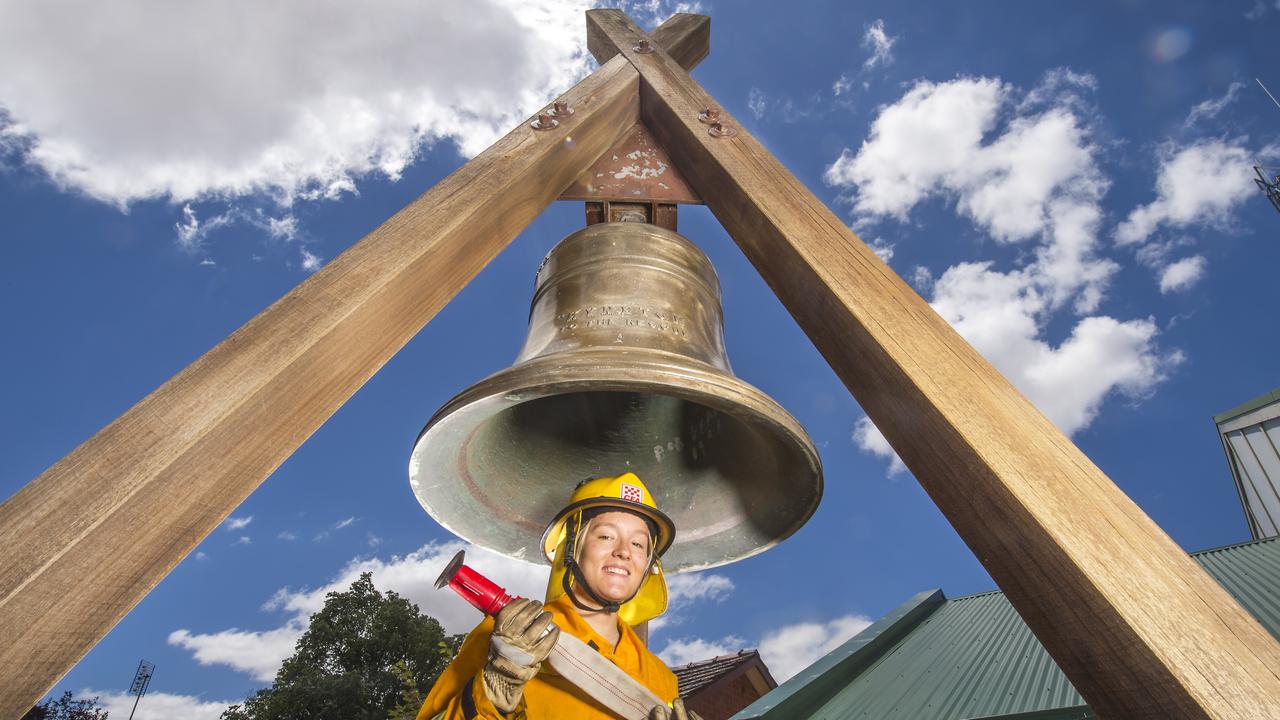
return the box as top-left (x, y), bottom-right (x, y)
top-left (417, 473), bottom-right (702, 720)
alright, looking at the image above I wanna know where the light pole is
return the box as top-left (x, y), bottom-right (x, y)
top-left (126, 660), bottom-right (154, 720)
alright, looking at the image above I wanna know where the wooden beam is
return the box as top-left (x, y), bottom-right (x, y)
top-left (0, 14), bottom-right (700, 712)
top-left (587, 9), bottom-right (1280, 719)
top-left (591, 12), bottom-right (709, 69)
top-left (0, 12), bottom-right (714, 714)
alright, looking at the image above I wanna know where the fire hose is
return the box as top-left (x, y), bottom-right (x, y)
top-left (436, 550), bottom-right (669, 719)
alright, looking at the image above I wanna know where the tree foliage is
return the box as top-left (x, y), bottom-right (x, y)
top-left (222, 573), bottom-right (463, 720)
top-left (22, 691), bottom-right (109, 720)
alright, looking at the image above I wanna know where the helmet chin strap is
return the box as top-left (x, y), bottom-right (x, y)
top-left (563, 558), bottom-right (622, 615)
top-left (562, 511), bottom-right (652, 615)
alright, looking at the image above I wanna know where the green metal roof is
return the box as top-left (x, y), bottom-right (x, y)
top-left (1194, 536), bottom-right (1280, 642)
top-left (734, 537), bottom-right (1280, 720)
top-left (1213, 387), bottom-right (1280, 424)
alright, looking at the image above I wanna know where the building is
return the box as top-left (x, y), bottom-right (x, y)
top-left (1215, 388), bottom-right (1280, 539)
top-left (732, 537), bottom-right (1280, 720)
top-left (673, 650), bottom-right (777, 720)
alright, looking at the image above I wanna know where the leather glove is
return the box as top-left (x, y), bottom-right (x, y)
top-left (648, 697), bottom-right (703, 720)
top-left (482, 598), bottom-right (560, 713)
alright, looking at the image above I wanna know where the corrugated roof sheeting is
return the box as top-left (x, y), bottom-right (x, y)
top-left (1193, 536), bottom-right (1280, 642)
top-left (812, 591), bottom-right (1085, 719)
top-left (734, 537), bottom-right (1280, 720)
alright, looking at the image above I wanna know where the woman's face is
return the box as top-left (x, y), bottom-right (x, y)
top-left (575, 510), bottom-right (652, 605)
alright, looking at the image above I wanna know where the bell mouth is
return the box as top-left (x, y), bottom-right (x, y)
top-left (409, 348), bottom-right (823, 572)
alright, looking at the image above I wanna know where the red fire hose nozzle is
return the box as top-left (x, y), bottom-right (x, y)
top-left (435, 550), bottom-right (515, 617)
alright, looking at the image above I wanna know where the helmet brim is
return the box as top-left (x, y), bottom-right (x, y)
top-left (542, 497), bottom-right (675, 564)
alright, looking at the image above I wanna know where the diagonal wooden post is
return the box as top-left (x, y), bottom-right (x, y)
top-left (0, 16), bottom-right (709, 716)
top-left (586, 9), bottom-right (1280, 719)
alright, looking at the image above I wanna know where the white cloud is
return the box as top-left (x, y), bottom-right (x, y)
top-left (170, 541), bottom-right (549, 681)
top-left (1184, 83), bottom-right (1244, 128)
top-left (90, 689), bottom-right (233, 720)
top-left (299, 249), bottom-right (323, 273)
top-left (267, 215), bottom-right (299, 241)
top-left (827, 78), bottom-right (1005, 220)
top-left (930, 262), bottom-right (1175, 436)
top-left (651, 572), bottom-right (734, 632)
top-left (169, 622), bottom-right (305, 683)
top-left (747, 87), bottom-right (768, 120)
top-left (759, 615), bottom-right (871, 682)
top-left (277, 531), bottom-right (298, 541)
top-left (862, 20), bottom-right (896, 71)
top-left (865, 237), bottom-right (895, 263)
top-left (745, 86), bottom-right (815, 123)
top-left (1015, 69), bottom-right (1098, 129)
top-left (828, 73), bottom-right (1179, 475)
top-left (658, 614), bottom-right (872, 682)
top-left (234, 536), bottom-right (252, 546)
top-left (656, 635), bottom-right (745, 668)
top-left (665, 573), bottom-right (734, 604)
top-left (826, 74), bottom-right (1112, 311)
top-left (175, 204), bottom-right (234, 253)
top-left (910, 265), bottom-right (934, 292)
top-left (173, 203), bottom-right (309, 256)
top-left (1159, 255), bottom-right (1207, 293)
top-left (614, 0), bottom-right (705, 24)
top-left (833, 74), bottom-right (853, 97)
top-left (334, 516), bottom-right (357, 530)
top-left (0, 0), bottom-right (596, 206)
top-left (852, 417), bottom-right (905, 477)
top-left (223, 515), bottom-right (253, 531)
top-left (195, 551), bottom-right (208, 561)
top-left (1115, 139), bottom-right (1256, 245)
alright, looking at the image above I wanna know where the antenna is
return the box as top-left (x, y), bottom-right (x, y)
top-left (127, 660), bottom-right (155, 720)
top-left (1253, 80), bottom-right (1280, 216)
top-left (1259, 78), bottom-right (1280, 112)
top-left (1256, 166), bottom-right (1280, 215)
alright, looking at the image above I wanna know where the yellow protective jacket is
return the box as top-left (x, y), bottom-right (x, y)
top-left (416, 595), bottom-right (678, 719)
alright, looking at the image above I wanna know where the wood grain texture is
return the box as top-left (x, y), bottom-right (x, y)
top-left (588, 12), bottom-right (709, 72)
top-left (0, 54), bottom-right (643, 720)
top-left (587, 9), bottom-right (1280, 719)
top-left (644, 14), bottom-right (710, 70)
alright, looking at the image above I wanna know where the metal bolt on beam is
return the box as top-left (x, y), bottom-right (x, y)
top-left (531, 113), bottom-right (559, 131)
top-left (708, 121), bottom-right (737, 138)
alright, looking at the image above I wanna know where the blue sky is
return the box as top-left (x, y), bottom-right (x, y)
top-left (3, 0), bottom-right (1279, 716)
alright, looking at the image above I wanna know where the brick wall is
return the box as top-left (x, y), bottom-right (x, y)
top-left (685, 674), bottom-right (765, 720)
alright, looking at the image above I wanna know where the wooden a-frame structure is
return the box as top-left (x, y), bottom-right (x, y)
top-left (2, 11), bottom-right (1279, 718)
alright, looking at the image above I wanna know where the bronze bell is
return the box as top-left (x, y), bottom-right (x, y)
top-left (409, 222), bottom-right (822, 571)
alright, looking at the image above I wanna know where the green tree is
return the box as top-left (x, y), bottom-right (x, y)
top-left (22, 691), bottom-right (109, 720)
top-left (222, 573), bottom-right (463, 720)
